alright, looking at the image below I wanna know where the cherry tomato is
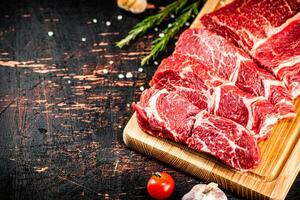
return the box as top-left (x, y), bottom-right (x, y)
top-left (147, 172), bottom-right (175, 199)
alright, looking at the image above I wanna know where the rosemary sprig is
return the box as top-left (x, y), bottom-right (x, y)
top-left (116, 0), bottom-right (188, 48)
top-left (141, 1), bottom-right (200, 65)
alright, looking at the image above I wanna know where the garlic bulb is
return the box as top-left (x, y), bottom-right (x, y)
top-left (182, 183), bottom-right (227, 200)
top-left (117, 0), bottom-right (147, 14)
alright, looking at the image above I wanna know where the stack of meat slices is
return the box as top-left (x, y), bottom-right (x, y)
top-left (133, 0), bottom-right (300, 171)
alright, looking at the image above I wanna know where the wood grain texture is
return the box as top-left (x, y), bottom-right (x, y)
top-left (123, 0), bottom-right (300, 199)
top-left (0, 0), bottom-right (298, 199)
top-left (124, 101), bottom-right (300, 199)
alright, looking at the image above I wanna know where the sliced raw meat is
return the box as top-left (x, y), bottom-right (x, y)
top-left (151, 54), bottom-right (224, 88)
top-left (201, 0), bottom-right (300, 98)
top-left (132, 88), bottom-right (201, 143)
top-left (133, 88), bottom-right (261, 171)
top-left (150, 54), bottom-right (218, 110)
top-left (277, 63), bottom-right (300, 99)
top-left (201, 0), bottom-right (300, 52)
top-left (151, 55), bottom-right (279, 141)
top-left (174, 28), bottom-right (295, 119)
top-left (187, 110), bottom-right (260, 171)
top-left (211, 84), bottom-right (278, 141)
top-left (253, 16), bottom-right (300, 98)
top-left (253, 16), bottom-right (300, 69)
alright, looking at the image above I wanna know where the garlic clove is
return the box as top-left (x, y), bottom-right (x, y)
top-left (117, 0), bottom-right (147, 14)
top-left (117, 0), bottom-right (131, 12)
top-left (182, 183), bottom-right (227, 200)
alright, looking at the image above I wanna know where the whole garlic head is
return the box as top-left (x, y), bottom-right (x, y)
top-left (117, 0), bottom-right (147, 14)
top-left (182, 183), bottom-right (227, 200)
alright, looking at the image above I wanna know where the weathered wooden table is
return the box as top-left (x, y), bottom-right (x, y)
top-left (0, 1), bottom-right (299, 199)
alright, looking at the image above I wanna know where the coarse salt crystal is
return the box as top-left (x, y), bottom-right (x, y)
top-left (117, 15), bottom-right (123, 20)
top-left (154, 27), bottom-right (159, 32)
top-left (126, 72), bottom-right (133, 78)
top-left (92, 18), bottom-right (97, 23)
top-left (171, 14), bottom-right (175, 18)
top-left (127, 103), bottom-right (131, 107)
top-left (159, 33), bottom-right (165, 37)
top-left (154, 61), bottom-right (158, 65)
top-left (67, 80), bottom-right (71, 84)
top-left (185, 22), bottom-right (190, 26)
top-left (81, 37), bottom-right (86, 42)
top-left (168, 23), bottom-right (172, 28)
top-left (106, 21), bottom-right (111, 26)
top-left (109, 60), bottom-right (114, 65)
top-left (138, 67), bottom-right (143, 72)
top-left (118, 74), bottom-right (124, 79)
top-left (139, 86), bottom-right (145, 91)
top-left (102, 69), bottom-right (108, 74)
top-left (48, 31), bottom-right (54, 37)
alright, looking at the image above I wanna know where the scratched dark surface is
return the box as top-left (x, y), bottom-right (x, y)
top-left (0, 0), bottom-right (299, 199)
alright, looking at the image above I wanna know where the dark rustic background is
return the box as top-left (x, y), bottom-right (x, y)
top-left (0, 0), bottom-right (299, 199)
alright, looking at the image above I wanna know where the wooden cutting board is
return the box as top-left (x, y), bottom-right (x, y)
top-left (123, 0), bottom-right (300, 199)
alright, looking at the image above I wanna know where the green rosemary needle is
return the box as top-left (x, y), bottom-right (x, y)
top-left (141, 1), bottom-right (200, 66)
top-left (116, 0), bottom-right (188, 48)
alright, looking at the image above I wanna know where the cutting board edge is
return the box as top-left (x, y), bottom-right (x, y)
top-left (123, 113), bottom-right (300, 200)
top-left (123, 0), bottom-right (300, 199)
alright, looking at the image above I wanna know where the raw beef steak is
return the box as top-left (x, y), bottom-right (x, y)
top-left (132, 88), bottom-right (201, 143)
top-left (201, 0), bottom-right (300, 52)
top-left (210, 84), bottom-right (278, 141)
top-left (133, 88), bottom-right (261, 170)
top-left (151, 55), bottom-right (279, 141)
top-left (201, 0), bottom-right (300, 98)
top-left (174, 28), bottom-right (295, 119)
top-left (187, 110), bottom-right (260, 171)
top-left (253, 15), bottom-right (300, 98)
top-left (151, 54), bottom-right (224, 89)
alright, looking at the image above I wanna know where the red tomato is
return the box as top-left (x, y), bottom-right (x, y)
top-left (147, 172), bottom-right (175, 199)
